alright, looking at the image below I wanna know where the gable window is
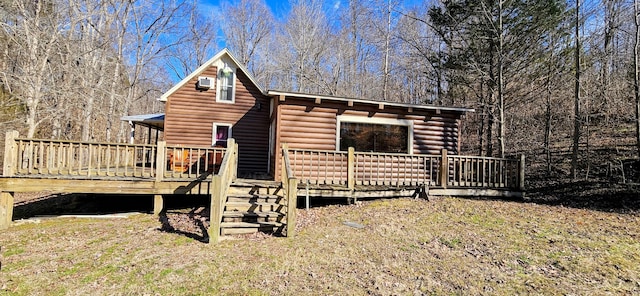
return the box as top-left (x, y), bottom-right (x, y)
top-left (337, 115), bottom-right (413, 154)
top-left (212, 123), bottom-right (232, 147)
top-left (216, 66), bottom-right (235, 103)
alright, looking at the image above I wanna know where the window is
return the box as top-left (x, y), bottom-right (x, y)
top-left (216, 67), bottom-right (235, 103)
top-left (337, 116), bottom-right (413, 154)
top-left (212, 123), bottom-right (232, 147)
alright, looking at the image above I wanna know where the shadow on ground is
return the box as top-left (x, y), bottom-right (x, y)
top-left (13, 194), bottom-right (154, 219)
top-left (13, 194), bottom-right (212, 242)
top-left (158, 207), bottom-right (210, 243)
top-left (526, 179), bottom-right (640, 214)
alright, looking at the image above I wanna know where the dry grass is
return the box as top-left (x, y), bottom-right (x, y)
top-left (1, 196), bottom-right (639, 295)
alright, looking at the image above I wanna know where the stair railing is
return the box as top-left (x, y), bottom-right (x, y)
top-left (208, 138), bottom-right (237, 243)
top-left (281, 143), bottom-right (298, 237)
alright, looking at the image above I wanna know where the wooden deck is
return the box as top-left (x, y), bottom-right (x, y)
top-left (1, 131), bottom-right (525, 239)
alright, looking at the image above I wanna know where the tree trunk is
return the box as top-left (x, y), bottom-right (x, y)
top-left (635, 0), bottom-right (640, 160)
top-left (498, 0), bottom-right (505, 158)
top-left (382, 0), bottom-right (391, 101)
top-left (571, 0), bottom-right (581, 180)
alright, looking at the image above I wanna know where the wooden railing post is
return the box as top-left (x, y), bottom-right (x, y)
top-left (155, 141), bottom-right (166, 182)
top-left (3, 130), bottom-right (19, 176)
top-left (229, 138), bottom-right (237, 180)
top-left (281, 143), bottom-right (298, 237)
top-left (281, 143), bottom-right (288, 183)
top-left (286, 177), bottom-right (298, 237)
top-left (209, 175), bottom-right (222, 243)
top-left (440, 149), bottom-right (448, 189)
top-left (519, 154), bottom-right (525, 191)
top-left (347, 147), bottom-right (355, 190)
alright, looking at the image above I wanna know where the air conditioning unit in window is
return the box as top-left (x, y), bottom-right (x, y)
top-left (197, 76), bottom-right (212, 90)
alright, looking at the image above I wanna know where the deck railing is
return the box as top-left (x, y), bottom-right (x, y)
top-left (163, 144), bottom-right (225, 179)
top-left (286, 146), bottom-right (524, 191)
top-left (354, 151), bottom-right (442, 187)
top-left (209, 139), bottom-right (238, 243)
top-left (288, 148), bottom-right (349, 185)
top-left (2, 131), bottom-right (225, 181)
top-left (447, 155), bottom-right (523, 189)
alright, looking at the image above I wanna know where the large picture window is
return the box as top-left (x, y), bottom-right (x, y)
top-left (337, 116), bottom-right (412, 154)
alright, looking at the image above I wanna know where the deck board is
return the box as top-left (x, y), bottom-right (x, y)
top-left (0, 176), bottom-right (213, 195)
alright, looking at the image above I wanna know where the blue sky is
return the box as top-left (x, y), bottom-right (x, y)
top-left (198, 0), bottom-right (293, 19)
top-left (198, 0), bottom-right (425, 20)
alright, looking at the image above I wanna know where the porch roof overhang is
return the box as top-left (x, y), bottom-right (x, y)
top-left (121, 113), bottom-right (165, 130)
top-left (267, 90), bottom-right (475, 113)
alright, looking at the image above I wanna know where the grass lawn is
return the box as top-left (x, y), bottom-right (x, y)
top-left (1, 197), bottom-right (639, 295)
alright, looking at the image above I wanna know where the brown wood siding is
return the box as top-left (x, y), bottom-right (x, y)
top-left (279, 103), bottom-right (337, 151)
top-left (164, 66), bottom-right (270, 174)
top-left (412, 114), bottom-right (460, 155)
top-left (274, 97), bottom-right (463, 180)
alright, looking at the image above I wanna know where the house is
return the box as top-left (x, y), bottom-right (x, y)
top-left (1, 49), bottom-right (523, 237)
top-left (157, 49), bottom-right (472, 179)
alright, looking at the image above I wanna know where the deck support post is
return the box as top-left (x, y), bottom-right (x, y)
top-left (347, 147), bottom-right (355, 190)
top-left (440, 149), bottom-right (448, 189)
top-left (155, 141), bottom-right (166, 182)
top-left (209, 175), bottom-right (222, 243)
top-left (3, 130), bottom-right (19, 176)
top-left (0, 192), bottom-right (14, 230)
top-left (518, 154), bottom-right (526, 191)
top-left (153, 195), bottom-right (163, 216)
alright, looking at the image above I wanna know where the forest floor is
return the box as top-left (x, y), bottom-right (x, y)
top-left (1, 179), bottom-right (639, 295)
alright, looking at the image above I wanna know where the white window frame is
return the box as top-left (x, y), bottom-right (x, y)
top-left (212, 123), bottom-right (232, 147)
top-left (216, 67), bottom-right (236, 104)
top-left (336, 115), bottom-right (414, 154)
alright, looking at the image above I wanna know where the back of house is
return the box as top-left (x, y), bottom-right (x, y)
top-left (159, 49), bottom-right (472, 179)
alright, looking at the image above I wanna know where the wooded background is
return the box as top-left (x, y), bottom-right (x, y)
top-left (1, 0), bottom-right (639, 180)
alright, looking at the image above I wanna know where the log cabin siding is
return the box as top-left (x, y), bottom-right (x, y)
top-left (274, 97), bottom-right (463, 179)
top-left (276, 98), bottom-right (461, 153)
top-left (164, 66), bottom-right (270, 174)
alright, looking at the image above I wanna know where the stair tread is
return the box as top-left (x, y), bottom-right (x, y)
top-left (223, 211), bottom-right (284, 217)
top-left (221, 221), bottom-right (284, 228)
top-left (225, 201), bottom-right (283, 206)
top-left (232, 179), bottom-right (281, 187)
top-left (227, 193), bottom-right (282, 198)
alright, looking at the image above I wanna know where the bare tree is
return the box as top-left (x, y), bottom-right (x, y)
top-left (279, 0), bottom-right (329, 93)
top-left (116, 0), bottom-right (185, 142)
top-left (1, 0), bottom-right (63, 137)
top-left (219, 0), bottom-right (273, 76)
top-left (167, 0), bottom-right (219, 80)
top-left (572, 0), bottom-right (581, 180)
top-left (635, 0), bottom-right (640, 159)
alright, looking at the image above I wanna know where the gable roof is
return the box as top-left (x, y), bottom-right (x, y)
top-left (159, 48), bottom-right (264, 102)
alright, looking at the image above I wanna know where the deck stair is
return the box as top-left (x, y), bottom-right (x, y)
top-left (220, 179), bottom-right (287, 236)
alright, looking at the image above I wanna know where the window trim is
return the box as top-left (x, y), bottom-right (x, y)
top-left (336, 115), bottom-right (414, 154)
top-left (212, 123), bottom-right (232, 147)
top-left (216, 67), bottom-right (236, 104)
